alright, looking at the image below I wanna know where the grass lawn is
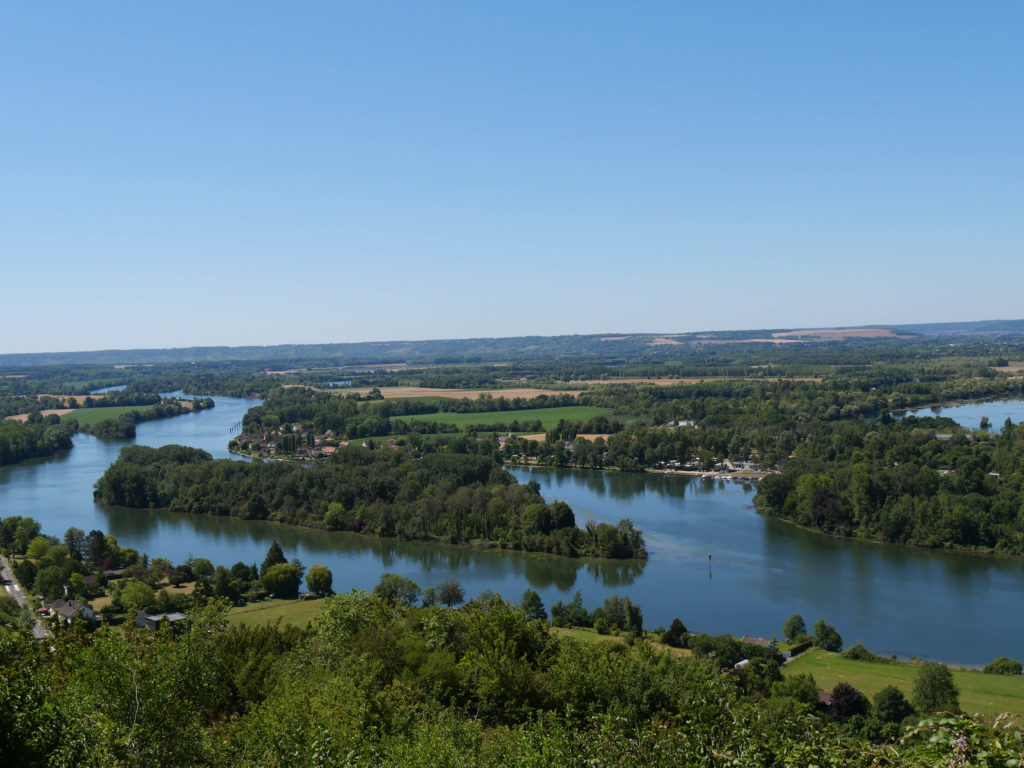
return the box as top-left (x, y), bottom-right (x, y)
top-left (551, 625), bottom-right (629, 648)
top-left (61, 405), bottom-right (154, 426)
top-left (785, 649), bottom-right (1024, 721)
top-left (90, 595), bottom-right (113, 611)
top-left (227, 597), bottom-right (328, 628)
top-left (404, 405), bottom-right (617, 432)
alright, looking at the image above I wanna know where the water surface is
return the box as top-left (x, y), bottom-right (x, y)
top-left (1, 395), bottom-right (1022, 664)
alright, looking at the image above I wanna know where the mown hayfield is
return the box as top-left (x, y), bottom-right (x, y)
top-left (784, 649), bottom-right (1024, 721)
top-left (336, 386), bottom-right (582, 400)
top-left (404, 405), bottom-right (616, 431)
top-left (61, 405), bottom-right (154, 426)
top-left (227, 598), bottom-right (328, 628)
top-left (551, 625), bottom-right (629, 648)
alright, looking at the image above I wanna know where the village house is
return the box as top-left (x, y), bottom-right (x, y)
top-left (47, 598), bottom-right (97, 625)
top-left (135, 610), bottom-right (190, 633)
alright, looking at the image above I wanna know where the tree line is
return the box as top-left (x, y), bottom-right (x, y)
top-left (756, 415), bottom-right (1024, 554)
top-left (93, 445), bottom-right (647, 559)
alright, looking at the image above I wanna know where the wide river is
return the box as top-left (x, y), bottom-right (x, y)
top-left (1, 394), bottom-right (1022, 666)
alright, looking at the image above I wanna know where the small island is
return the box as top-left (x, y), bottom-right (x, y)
top-left (93, 444), bottom-right (647, 560)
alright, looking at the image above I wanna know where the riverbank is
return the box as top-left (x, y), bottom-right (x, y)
top-left (756, 503), bottom-right (1024, 562)
top-left (504, 458), bottom-right (770, 482)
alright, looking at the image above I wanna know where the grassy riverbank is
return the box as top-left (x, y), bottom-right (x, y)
top-left (785, 649), bottom-right (1024, 721)
top-left (60, 405), bottom-right (155, 426)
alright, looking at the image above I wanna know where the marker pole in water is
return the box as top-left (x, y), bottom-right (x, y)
top-left (708, 553), bottom-right (712, 578)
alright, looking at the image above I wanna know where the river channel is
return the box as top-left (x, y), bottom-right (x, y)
top-left (1, 394), bottom-right (1022, 666)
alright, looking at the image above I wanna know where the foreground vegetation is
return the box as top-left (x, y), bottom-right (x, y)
top-left (3, 591), bottom-right (1022, 767)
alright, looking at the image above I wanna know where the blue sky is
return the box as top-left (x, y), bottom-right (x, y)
top-left (2, 2), bottom-right (1021, 353)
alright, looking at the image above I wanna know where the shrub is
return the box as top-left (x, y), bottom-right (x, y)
top-left (982, 656), bottom-right (1022, 675)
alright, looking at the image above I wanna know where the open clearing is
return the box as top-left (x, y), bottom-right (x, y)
top-left (60, 405), bottom-right (155, 426)
top-left (785, 649), bottom-right (1024, 721)
top-left (228, 598), bottom-right (328, 628)
top-left (37, 393), bottom-right (108, 406)
top-left (6, 408), bottom-right (76, 422)
top-left (994, 361), bottom-right (1024, 373)
top-left (405, 406), bottom-right (615, 431)
top-left (771, 328), bottom-right (911, 340)
top-left (569, 377), bottom-right (824, 385)
top-left (336, 386), bottom-right (582, 400)
top-left (517, 433), bottom-right (610, 442)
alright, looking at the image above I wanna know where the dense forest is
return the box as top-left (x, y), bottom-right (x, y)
top-left (0, 416), bottom-right (75, 466)
top-left (755, 414), bottom-right (1024, 554)
top-left (94, 445), bottom-right (646, 559)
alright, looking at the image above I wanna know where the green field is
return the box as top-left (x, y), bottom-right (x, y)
top-left (402, 405), bottom-right (617, 431)
top-left (61, 405), bottom-right (154, 426)
top-left (227, 598), bottom-right (328, 628)
top-left (785, 649), bottom-right (1024, 721)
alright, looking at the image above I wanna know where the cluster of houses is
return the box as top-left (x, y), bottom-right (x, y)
top-left (655, 458), bottom-right (768, 474)
top-left (234, 425), bottom-right (349, 458)
top-left (37, 567), bottom-right (189, 633)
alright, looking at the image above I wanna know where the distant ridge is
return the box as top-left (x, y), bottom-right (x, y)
top-left (2, 319), bottom-right (1022, 367)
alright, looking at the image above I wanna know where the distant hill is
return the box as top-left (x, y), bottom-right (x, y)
top-left (2, 319), bottom-right (1022, 367)
top-left (890, 319), bottom-right (1024, 336)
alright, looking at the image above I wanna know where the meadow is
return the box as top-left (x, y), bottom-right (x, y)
top-left (784, 649), bottom-right (1024, 721)
top-left (60, 405), bottom-right (154, 426)
top-left (404, 405), bottom-right (617, 431)
top-left (227, 597), bottom-right (328, 628)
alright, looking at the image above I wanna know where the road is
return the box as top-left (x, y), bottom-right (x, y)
top-left (0, 554), bottom-right (51, 640)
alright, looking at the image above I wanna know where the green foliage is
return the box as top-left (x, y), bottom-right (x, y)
top-left (33, 564), bottom-right (65, 600)
top-left (873, 684), bottom-right (914, 722)
top-left (0, 418), bottom-right (74, 466)
top-left (813, 619), bottom-right (842, 652)
top-left (912, 661), bottom-right (960, 713)
top-left (115, 579), bottom-right (156, 613)
top-left (828, 682), bottom-right (869, 721)
top-left (26, 535), bottom-right (51, 559)
top-left (755, 414), bottom-right (1024, 555)
top-left (434, 579), bottom-right (465, 607)
top-left (261, 563), bottom-right (301, 599)
top-left (781, 613), bottom-right (806, 643)
top-left (841, 643), bottom-right (892, 663)
top-left (373, 573), bottom-right (423, 607)
top-left (771, 672), bottom-right (819, 705)
top-left (261, 540), bottom-right (286, 575)
top-left (95, 445), bottom-right (646, 559)
top-left (306, 564), bottom-right (333, 596)
top-left (519, 589), bottom-right (546, 621)
top-left (982, 656), bottom-right (1023, 675)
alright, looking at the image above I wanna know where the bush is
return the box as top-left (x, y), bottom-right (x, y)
top-left (874, 685), bottom-right (914, 723)
top-left (841, 643), bottom-right (892, 663)
top-left (912, 662), bottom-right (959, 713)
top-left (781, 613), bottom-right (806, 643)
top-left (829, 682), bottom-right (869, 722)
top-left (982, 656), bottom-right (1022, 675)
top-left (660, 617), bottom-right (687, 647)
top-left (813, 619), bottom-right (843, 652)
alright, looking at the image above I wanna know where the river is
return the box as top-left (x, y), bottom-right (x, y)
top-left (1, 394), bottom-right (1021, 665)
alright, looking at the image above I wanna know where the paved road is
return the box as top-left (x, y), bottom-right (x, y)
top-left (0, 554), bottom-right (51, 640)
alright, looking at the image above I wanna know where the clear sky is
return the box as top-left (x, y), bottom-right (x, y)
top-left (2, 2), bottom-right (1021, 353)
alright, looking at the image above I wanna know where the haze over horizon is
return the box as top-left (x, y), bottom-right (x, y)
top-left (3, 2), bottom-right (1022, 354)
